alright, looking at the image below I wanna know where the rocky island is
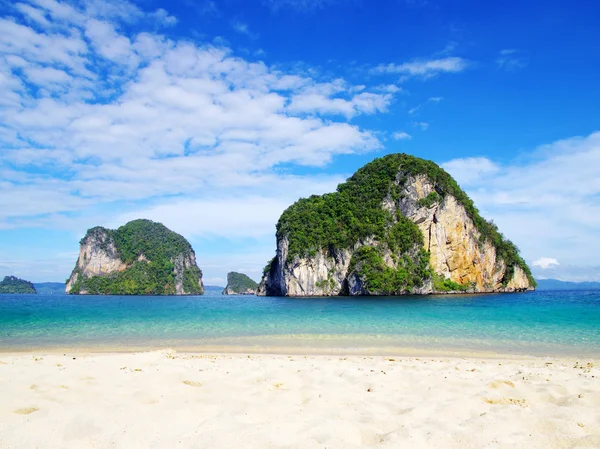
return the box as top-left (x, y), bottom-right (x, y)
top-left (0, 276), bottom-right (37, 294)
top-left (222, 272), bottom-right (258, 295)
top-left (66, 219), bottom-right (204, 295)
top-left (258, 154), bottom-right (535, 296)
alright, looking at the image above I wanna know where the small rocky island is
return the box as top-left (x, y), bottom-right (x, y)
top-left (66, 219), bottom-right (204, 295)
top-left (258, 153), bottom-right (536, 296)
top-left (0, 276), bottom-right (37, 294)
top-left (222, 272), bottom-right (258, 295)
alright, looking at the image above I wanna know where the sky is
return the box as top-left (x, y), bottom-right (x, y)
top-left (1, 0), bottom-right (599, 285)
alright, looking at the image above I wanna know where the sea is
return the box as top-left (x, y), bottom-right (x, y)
top-left (1, 290), bottom-right (599, 357)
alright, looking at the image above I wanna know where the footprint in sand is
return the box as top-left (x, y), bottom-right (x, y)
top-left (484, 397), bottom-right (528, 407)
top-left (14, 407), bottom-right (39, 415)
top-left (183, 380), bottom-right (203, 387)
top-left (489, 380), bottom-right (515, 389)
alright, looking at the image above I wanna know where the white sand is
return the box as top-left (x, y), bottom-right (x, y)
top-left (0, 350), bottom-right (599, 448)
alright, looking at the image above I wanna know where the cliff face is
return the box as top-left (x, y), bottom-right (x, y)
top-left (66, 220), bottom-right (204, 295)
top-left (66, 229), bottom-right (126, 293)
top-left (398, 174), bottom-right (502, 291)
top-left (257, 236), bottom-right (431, 297)
top-left (257, 154), bottom-right (534, 297)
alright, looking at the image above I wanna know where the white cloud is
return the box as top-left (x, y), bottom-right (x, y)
top-left (441, 132), bottom-right (600, 278)
top-left (24, 66), bottom-right (73, 85)
top-left (412, 121), bottom-right (429, 130)
top-left (374, 84), bottom-right (402, 93)
top-left (373, 57), bottom-right (468, 78)
top-left (441, 157), bottom-right (500, 186)
top-left (150, 8), bottom-right (177, 27)
top-left (287, 91), bottom-right (392, 118)
top-left (15, 3), bottom-right (52, 27)
top-left (532, 257), bottom-right (560, 269)
top-left (85, 18), bottom-right (137, 66)
top-left (391, 131), bottom-right (411, 140)
top-left (0, 0), bottom-right (395, 229)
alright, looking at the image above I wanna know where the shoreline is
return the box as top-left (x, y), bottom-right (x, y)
top-left (2, 333), bottom-right (598, 359)
top-left (2, 344), bottom-right (598, 362)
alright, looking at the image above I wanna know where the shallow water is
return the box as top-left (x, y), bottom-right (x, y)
top-left (1, 290), bottom-right (599, 356)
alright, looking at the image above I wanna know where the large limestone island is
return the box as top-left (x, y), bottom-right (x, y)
top-left (0, 276), bottom-right (37, 294)
top-left (66, 219), bottom-right (204, 295)
top-left (222, 272), bottom-right (258, 295)
top-left (258, 154), bottom-right (535, 297)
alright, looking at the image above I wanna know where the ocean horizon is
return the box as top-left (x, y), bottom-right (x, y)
top-left (1, 290), bottom-right (599, 357)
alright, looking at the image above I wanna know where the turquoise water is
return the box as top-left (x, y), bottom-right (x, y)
top-left (1, 291), bottom-right (599, 356)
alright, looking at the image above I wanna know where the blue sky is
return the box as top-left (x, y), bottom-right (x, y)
top-left (1, 0), bottom-right (599, 285)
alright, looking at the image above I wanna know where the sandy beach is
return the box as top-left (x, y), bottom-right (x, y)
top-left (0, 350), bottom-right (598, 448)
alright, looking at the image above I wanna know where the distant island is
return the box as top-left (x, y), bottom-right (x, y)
top-left (258, 153), bottom-right (535, 297)
top-left (66, 219), bottom-right (204, 295)
top-left (536, 279), bottom-right (600, 291)
top-left (222, 272), bottom-right (258, 295)
top-left (34, 282), bottom-right (66, 295)
top-left (204, 285), bottom-right (225, 294)
top-left (0, 276), bottom-right (36, 294)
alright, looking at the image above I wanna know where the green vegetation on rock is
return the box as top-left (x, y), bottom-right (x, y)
top-left (0, 276), bottom-right (37, 294)
top-left (276, 153), bottom-right (535, 289)
top-left (68, 219), bottom-right (203, 295)
top-left (432, 273), bottom-right (471, 292)
top-left (348, 245), bottom-right (431, 294)
top-left (223, 272), bottom-right (258, 294)
top-left (417, 191), bottom-right (441, 208)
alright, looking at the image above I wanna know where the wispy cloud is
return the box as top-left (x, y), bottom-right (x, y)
top-left (373, 57), bottom-right (469, 79)
top-left (231, 20), bottom-right (258, 39)
top-left (496, 49), bottom-right (528, 71)
top-left (287, 87), bottom-right (393, 118)
top-left (183, 0), bottom-right (219, 16)
top-left (262, 0), bottom-right (346, 12)
top-left (391, 131), bottom-right (412, 140)
top-left (412, 121), bottom-right (429, 130)
top-left (532, 257), bottom-right (560, 269)
top-left (409, 96), bottom-right (443, 114)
